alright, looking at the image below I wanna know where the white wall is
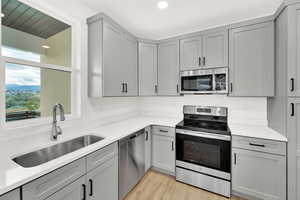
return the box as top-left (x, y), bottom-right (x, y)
top-left (139, 95), bottom-right (268, 126)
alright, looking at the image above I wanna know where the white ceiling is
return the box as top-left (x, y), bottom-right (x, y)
top-left (80, 0), bottom-right (283, 40)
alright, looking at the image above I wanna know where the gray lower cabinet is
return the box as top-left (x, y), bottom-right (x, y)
top-left (232, 137), bottom-right (286, 200)
top-left (287, 99), bottom-right (300, 200)
top-left (86, 156), bottom-right (118, 200)
top-left (152, 126), bottom-right (175, 173)
top-left (0, 189), bottom-right (20, 200)
top-left (145, 126), bottom-right (152, 172)
top-left (45, 177), bottom-right (85, 200)
top-left (158, 40), bottom-right (180, 96)
top-left (138, 42), bottom-right (158, 96)
top-left (229, 21), bottom-right (274, 97)
top-left (22, 142), bottom-right (118, 200)
top-left (23, 158), bottom-right (86, 200)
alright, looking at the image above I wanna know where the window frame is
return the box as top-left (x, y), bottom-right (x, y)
top-left (0, 0), bottom-right (81, 129)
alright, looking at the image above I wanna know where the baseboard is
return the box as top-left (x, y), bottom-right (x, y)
top-left (151, 166), bottom-right (175, 176)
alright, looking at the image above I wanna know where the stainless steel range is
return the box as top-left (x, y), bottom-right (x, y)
top-left (175, 105), bottom-right (231, 197)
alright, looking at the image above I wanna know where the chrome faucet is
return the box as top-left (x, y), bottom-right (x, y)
top-left (51, 103), bottom-right (65, 140)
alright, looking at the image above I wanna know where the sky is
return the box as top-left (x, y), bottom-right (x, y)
top-left (3, 46), bottom-right (41, 86)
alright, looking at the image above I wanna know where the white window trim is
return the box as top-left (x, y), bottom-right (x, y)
top-left (0, 0), bottom-right (82, 130)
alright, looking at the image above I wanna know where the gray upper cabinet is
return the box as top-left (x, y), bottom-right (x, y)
top-left (229, 22), bottom-right (275, 97)
top-left (287, 99), bottom-right (300, 200)
top-left (180, 30), bottom-right (228, 71)
top-left (86, 156), bottom-right (118, 200)
top-left (45, 177), bottom-right (85, 200)
top-left (158, 40), bottom-right (180, 96)
top-left (180, 36), bottom-right (202, 71)
top-left (0, 189), bottom-right (20, 200)
top-left (232, 148), bottom-right (286, 200)
top-left (121, 34), bottom-right (138, 96)
top-left (288, 5), bottom-right (300, 97)
top-left (102, 22), bottom-right (124, 97)
top-left (203, 31), bottom-right (228, 68)
top-left (138, 42), bottom-right (158, 96)
top-left (88, 17), bottom-right (138, 97)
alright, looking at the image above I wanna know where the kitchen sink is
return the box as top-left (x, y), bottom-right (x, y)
top-left (13, 135), bottom-right (104, 168)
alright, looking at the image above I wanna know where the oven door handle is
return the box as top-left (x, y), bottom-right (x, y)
top-left (176, 129), bottom-right (231, 141)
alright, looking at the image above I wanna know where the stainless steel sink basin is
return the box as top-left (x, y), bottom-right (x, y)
top-left (13, 135), bottom-right (104, 168)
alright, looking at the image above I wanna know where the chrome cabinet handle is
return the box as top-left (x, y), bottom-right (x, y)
top-left (291, 78), bottom-right (295, 92)
top-left (121, 83), bottom-right (125, 93)
top-left (159, 130), bottom-right (168, 133)
top-left (198, 57), bottom-right (201, 66)
top-left (125, 83), bottom-right (128, 93)
top-left (155, 85), bottom-right (158, 94)
top-left (203, 57), bottom-right (206, 66)
top-left (230, 83), bottom-right (233, 93)
top-left (291, 103), bottom-right (295, 117)
top-left (171, 141), bottom-right (174, 151)
top-left (88, 179), bottom-right (93, 196)
top-left (177, 84), bottom-right (179, 93)
top-left (234, 153), bottom-right (237, 165)
top-left (249, 143), bottom-right (265, 148)
top-left (82, 184), bottom-right (86, 200)
top-left (145, 131), bottom-right (149, 141)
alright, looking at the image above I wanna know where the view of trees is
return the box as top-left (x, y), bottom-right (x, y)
top-left (6, 85), bottom-right (40, 113)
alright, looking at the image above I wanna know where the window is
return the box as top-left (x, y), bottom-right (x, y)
top-left (2, 0), bottom-right (73, 123)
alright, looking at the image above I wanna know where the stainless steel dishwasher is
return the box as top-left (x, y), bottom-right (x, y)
top-left (119, 129), bottom-right (145, 200)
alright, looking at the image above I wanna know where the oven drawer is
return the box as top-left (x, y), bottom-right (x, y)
top-left (232, 136), bottom-right (286, 156)
top-left (152, 126), bottom-right (175, 137)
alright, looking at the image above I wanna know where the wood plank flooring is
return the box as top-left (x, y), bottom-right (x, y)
top-left (124, 170), bottom-right (245, 200)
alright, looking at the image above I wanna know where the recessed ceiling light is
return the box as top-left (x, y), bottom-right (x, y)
top-left (157, 1), bottom-right (168, 9)
top-left (42, 45), bottom-right (50, 49)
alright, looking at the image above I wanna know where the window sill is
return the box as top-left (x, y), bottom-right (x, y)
top-left (2, 114), bottom-right (79, 131)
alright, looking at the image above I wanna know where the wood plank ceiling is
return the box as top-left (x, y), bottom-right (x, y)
top-left (1, 0), bottom-right (70, 39)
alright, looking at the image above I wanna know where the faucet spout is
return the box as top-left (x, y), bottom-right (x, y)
top-left (51, 103), bottom-right (65, 141)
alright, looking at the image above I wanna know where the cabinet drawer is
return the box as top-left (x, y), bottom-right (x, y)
top-left (86, 142), bottom-right (118, 172)
top-left (152, 126), bottom-right (175, 137)
top-left (0, 188), bottom-right (20, 200)
top-left (23, 158), bottom-right (85, 200)
top-left (232, 136), bottom-right (286, 156)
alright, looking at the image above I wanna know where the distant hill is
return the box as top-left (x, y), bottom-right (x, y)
top-left (6, 84), bottom-right (40, 92)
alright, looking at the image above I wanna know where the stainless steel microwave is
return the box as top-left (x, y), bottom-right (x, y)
top-left (180, 67), bottom-right (228, 94)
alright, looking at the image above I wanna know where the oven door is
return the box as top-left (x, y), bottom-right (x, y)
top-left (180, 70), bottom-right (213, 94)
top-left (176, 129), bottom-right (231, 178)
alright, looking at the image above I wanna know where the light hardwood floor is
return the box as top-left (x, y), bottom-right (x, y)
top-left (124, 170), bottom-right (245, 200)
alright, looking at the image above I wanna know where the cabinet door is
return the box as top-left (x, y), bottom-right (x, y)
top-left (122, 35), bottom-right (138, 96)
top-left (232, 148), bottom-right (286, 200)
top-left (180, 36), bottom-right (202, 70)
top-left (139, 42), bottom-right (158, 96)
top-left (45, 177), bottom-right (85, 200)
top-left (158, 41), bottom-right (180, 96)
top-left (103, 22), bottom-right (125, 97)
top-left (288, 5), bottom-right (300, 97)
top-left (229, 22), bottom-right (274, 96)
top-left (203, 31), bottom-right (228, 68)
top-left (145, 126), bottom-right (152, 172)
top-left (0, 189), bottom-right (20, 200)
top-left (86, 156), bottom-right (118, 200)
top-left (287, 99), bottom-right (300, 200)
top-left (152, 134), bottom-right (175, 173)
